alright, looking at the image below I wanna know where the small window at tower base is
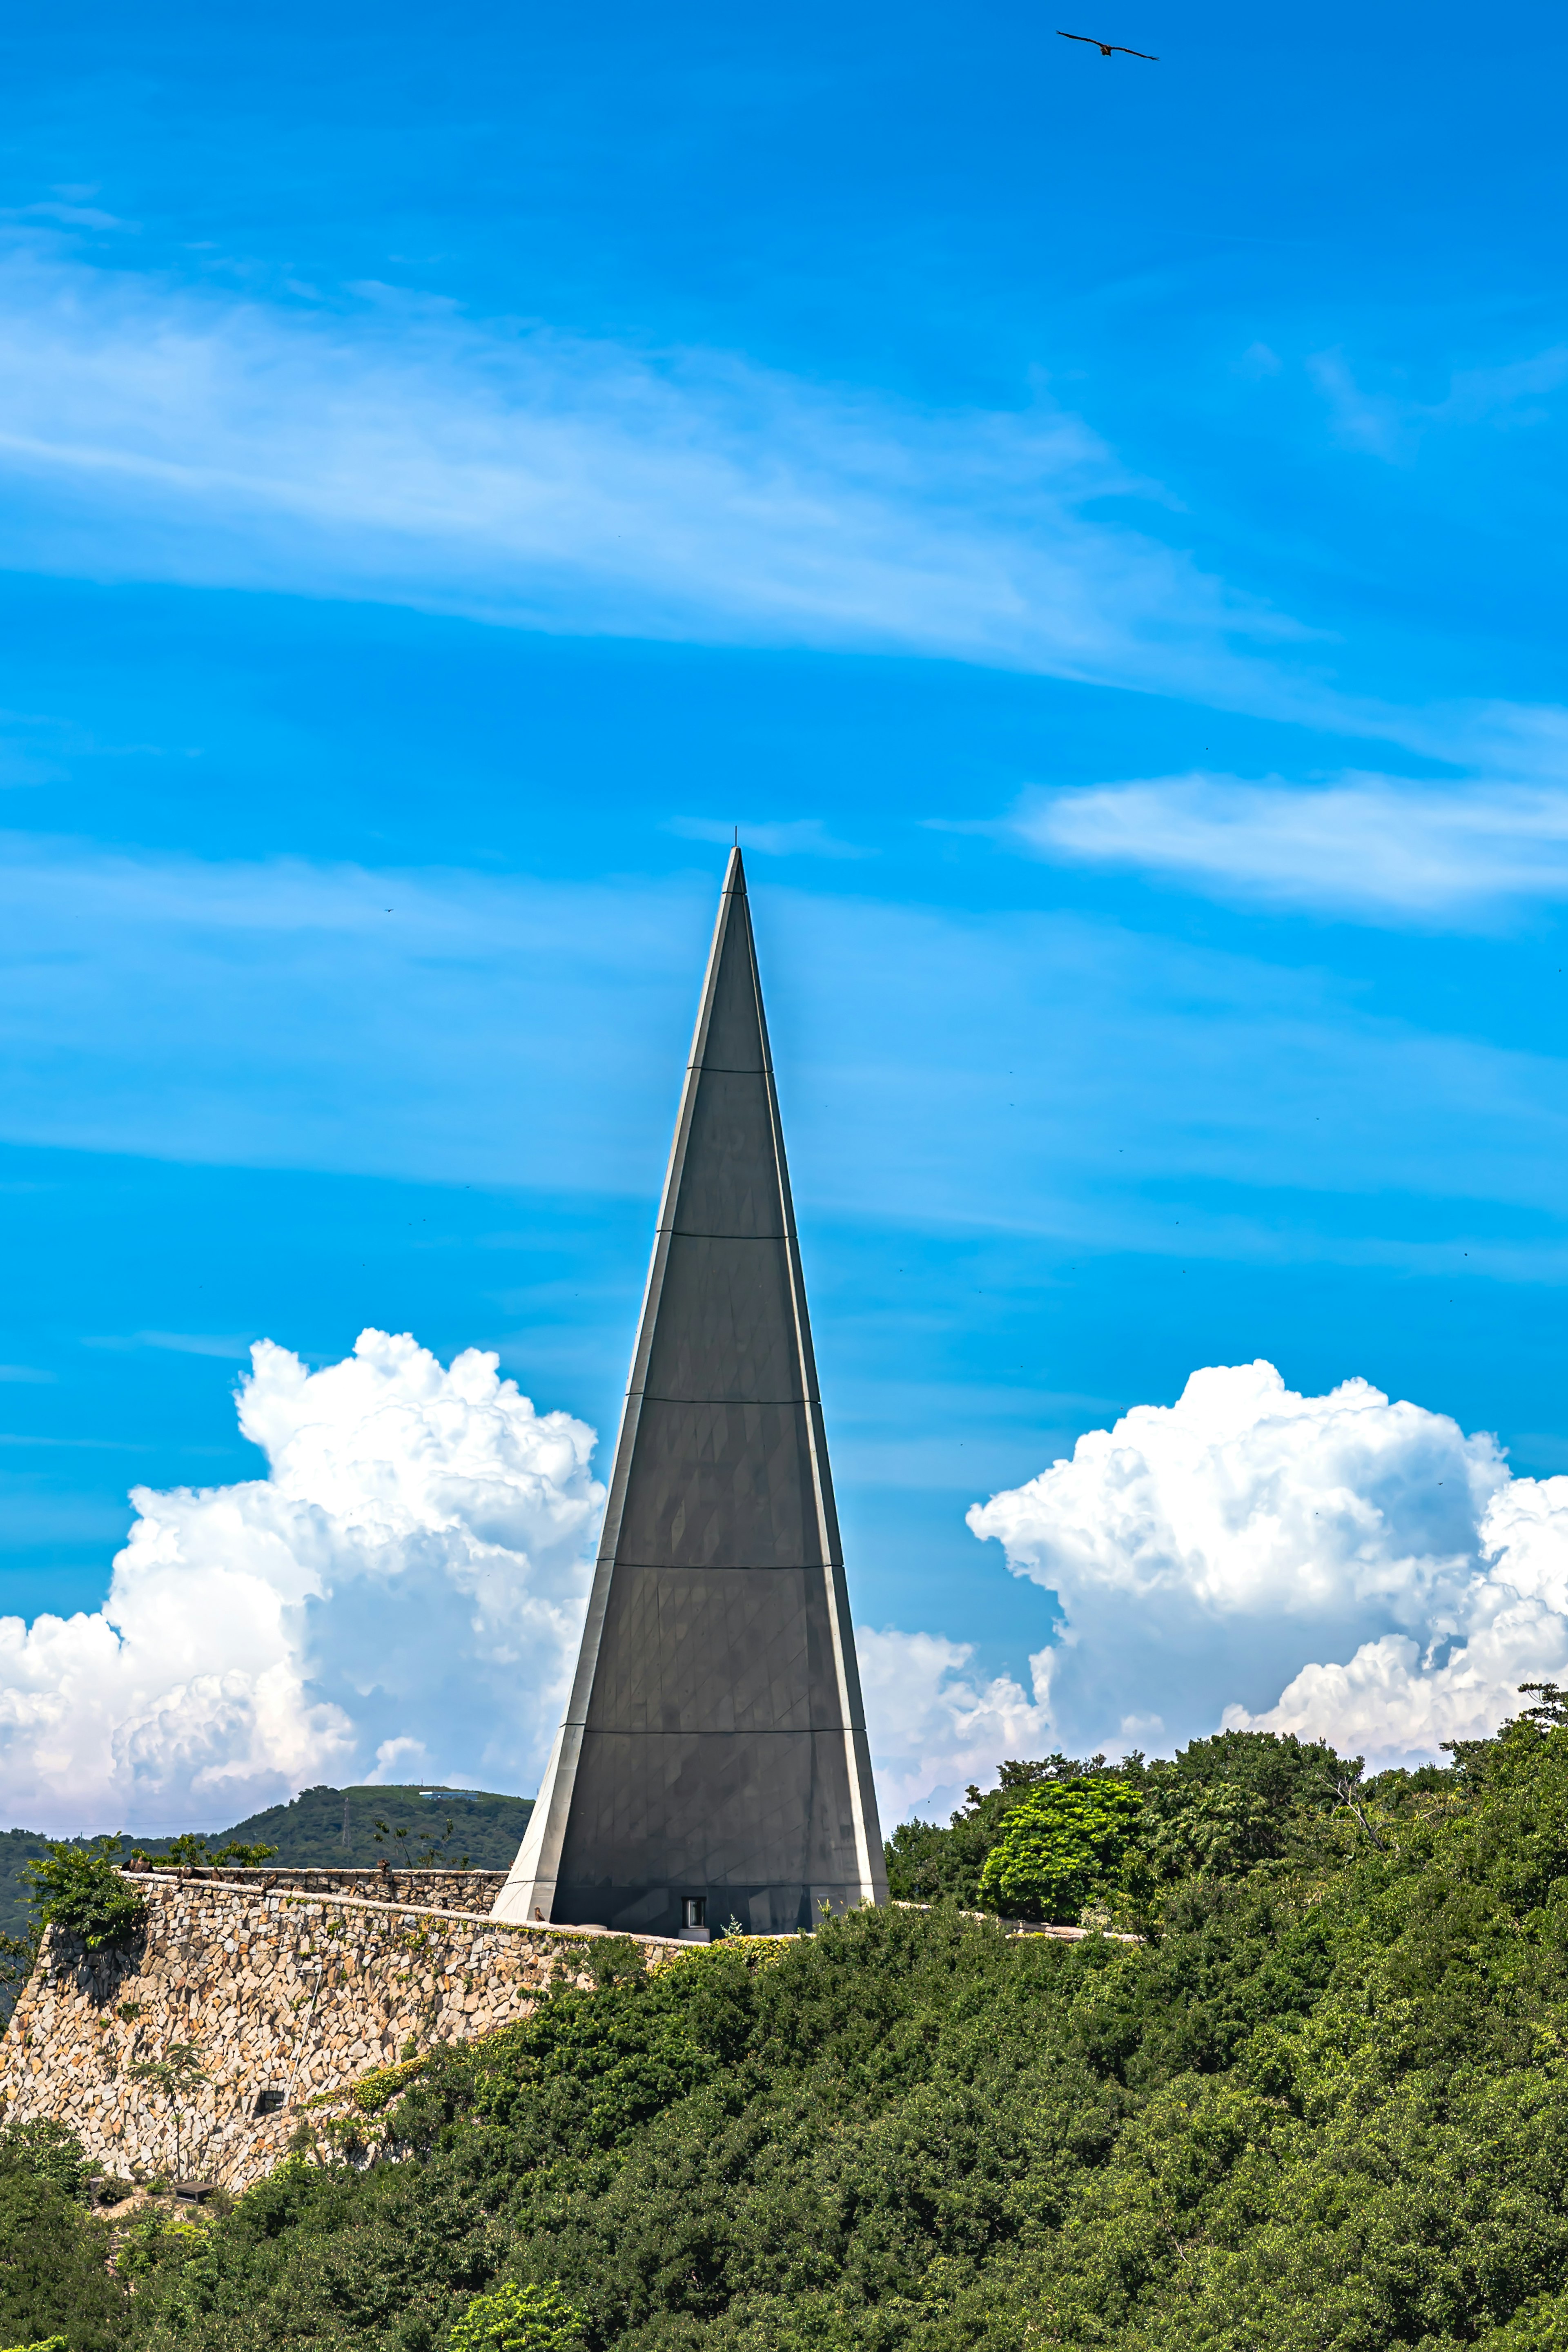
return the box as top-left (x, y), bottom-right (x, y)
top-left (254, 2087), bottom-right (286, 2118)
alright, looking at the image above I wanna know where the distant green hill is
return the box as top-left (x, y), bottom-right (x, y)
top-left (0, 1782), bottom-right (533, 1949)
top-left (174, 1781), bottom-right (535, 1873)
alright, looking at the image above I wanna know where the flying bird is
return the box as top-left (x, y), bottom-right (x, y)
top-left (1056, 28), bottom-right (1159, 57)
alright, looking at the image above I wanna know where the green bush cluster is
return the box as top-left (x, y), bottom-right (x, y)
top-left (13, 1702), bottom-right (1568, 2348)
top-left (21, 1841), bottom-right (145, 1953)
top-left (448, 2281), bottom-right (584, 2351)
top-left (127, 1837), bottom-right (279, 1873)
top-left (0, 2122), bottom-right (89, 2204)
top-left (0, 2131), bottom-right (124, 2352)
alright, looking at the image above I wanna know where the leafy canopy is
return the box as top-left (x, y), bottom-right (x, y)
top-left (0, 2168), bottom-right (124, 2352)
top-left (448, 2281), bottom-right (584, 2352)
top-left (977, 1772), bottom-right (1145, 1920)
top-left (22, 1839), bottom-right (145, 1951)
top-left (891, 1726), bottom-right (1358, 1924)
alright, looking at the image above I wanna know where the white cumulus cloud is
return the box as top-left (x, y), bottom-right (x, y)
top-left (967, 1361), bottom-right (1568, 1770)
top-left (856, 1626), bottom-right (1056, 1825)
top-left (14, 1334), bottom-right (1562, 1834)
top-left (0, 1329), bottom-right (603, 1832)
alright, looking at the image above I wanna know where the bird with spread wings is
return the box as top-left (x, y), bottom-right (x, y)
top-left (1056, 28), bottom-right (1159, 58)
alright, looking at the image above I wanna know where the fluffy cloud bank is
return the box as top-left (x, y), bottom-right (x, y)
top-left (11, 1336), bottom-right (1564, 1833)
top-left (856, 1628), bottom-right (1055, 1828)
top-left (968, 1360), bottom-right (1568, 1770)
top-left (0, 1331), bottom-right (601, 1831)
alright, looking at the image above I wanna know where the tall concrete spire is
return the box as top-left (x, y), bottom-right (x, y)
top-left (494, 849), bottom-right (886, 1937)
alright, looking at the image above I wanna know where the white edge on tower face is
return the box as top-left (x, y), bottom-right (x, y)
top-left (490, 852), bottom-right (743, 1926)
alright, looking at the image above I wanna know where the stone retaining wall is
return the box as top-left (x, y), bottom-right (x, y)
top-left (0, 1874), bottom-right (683, 2193)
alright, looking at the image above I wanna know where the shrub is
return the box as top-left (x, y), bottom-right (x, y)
top-left (448, 2282), bottom-right (584, 2351)
top-left (114, 1696), bottom-right (1568, 2352)
top-left (0, 2122), bottom-right (88, 2203)
top-left (142, 1835), bottom-right (279, 1871)
top-left (23, 1841), bottom-right (145, 1952)
top-left (585, 1936), bottom-right (646, 1989)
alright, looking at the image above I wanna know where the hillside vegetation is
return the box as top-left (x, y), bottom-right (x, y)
top-left (10, 1696), bottom-right (1568, 2350)
top-left (0, 1786), bottom-right (535, 1946)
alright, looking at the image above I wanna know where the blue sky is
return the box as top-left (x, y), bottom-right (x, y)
top-left (4, 0), bottom-right (1568, 1820)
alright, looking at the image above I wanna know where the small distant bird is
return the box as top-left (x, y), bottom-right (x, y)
top-left (1056, 27), bottom-right (1159, 57)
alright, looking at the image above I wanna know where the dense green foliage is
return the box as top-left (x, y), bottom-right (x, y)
top-left (0, 2123), bottom-right (90, 2204)
top-left (886, 1729), bottom-right (1352, 1921)
top-left (448, 2281), bottom-right (585, 2351)
top-left (0, 2144), bottom-right (124, 2352)
top-left (883, 1756), bottom-right (1087, 1910)
top-left (17, 1703), bottom-right (1568, 2348)
top-left (22, 1842), bottom-right (145, 1953)
top-left (976, 1775), bottom-right (1144, 1922)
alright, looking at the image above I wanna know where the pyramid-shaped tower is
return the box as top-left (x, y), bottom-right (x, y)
top-left (494, 849), bottom-right (886, 1937)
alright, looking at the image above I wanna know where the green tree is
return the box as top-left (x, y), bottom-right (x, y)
top-left (885, 1751), bottom-right (1111, 1906)
top-left (1154, 1725), bottom-right (1347, 1815)
top-left (448, 2281), bottom-right (584, 2352)
top-left (140, 1835), bottom-right (279, 1871)
top-left (0, 2169), bottom-right (124, 2352)
top-left (1142, 1772), bottom-right (1275, 1880)
top-left (128, 2044), bottom-right (208, 2182)
top-left (22, 1841), bottom-right (145, 1952)
top-left (886, 1730), bottom-right (1356, 1914)
top-left (978, 1772), bottom-right (1145, 1920)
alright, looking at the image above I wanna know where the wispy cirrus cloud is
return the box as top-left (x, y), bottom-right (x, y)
top-left (1309, 341), bottom-right (1568, 463)
top-left (0, 241), bottom-right (1564, 768)
top-left (0, 240), bottom-right (1291, 698)
top-left (82, 1331), bottom-right (258, 1358)
top-left (1015, 771), bottom-right (1568, 919)
top-left (5, 832), bottom-right (1568, 1250)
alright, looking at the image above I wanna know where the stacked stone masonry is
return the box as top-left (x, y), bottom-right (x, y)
top-left (0, 1871), bottom-right (683, 2193)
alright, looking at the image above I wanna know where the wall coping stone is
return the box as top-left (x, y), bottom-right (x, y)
top-left (131, 1871), bottom-right (688, 1946)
